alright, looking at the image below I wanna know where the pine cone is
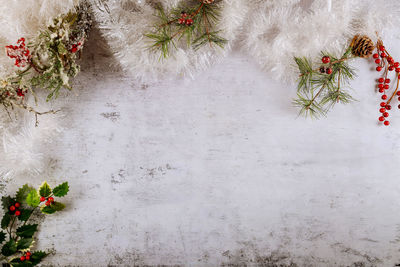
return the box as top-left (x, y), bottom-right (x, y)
top-left (351, 35), bottom-right (375, 58)
top-left (201, 0), bottom-right (215, 4)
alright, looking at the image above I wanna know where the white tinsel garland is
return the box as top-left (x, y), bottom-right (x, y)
top-left (91, 0), bottom-right (248, 81)
top-left (242, 0), bottom-right (400, 82)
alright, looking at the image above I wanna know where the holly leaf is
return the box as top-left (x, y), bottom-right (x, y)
top-left (0, 231), bottom-right (5, 244)
top-left (1, 213), bottom-right (11, 229)
top-left (1, 239), bottom-right (17, 256)
top-left (9, 258), bottom-right (33, 267)
top-left (38, 181), bottom-right (51, 198)
top-left (16, 224), bottom-right (38, 238)
top-left (17, 209), bottom-right (31, 222)
top-left (52, 182), bottom-right (69, 197)
top-left (16, 184), bottom-right (35, 204)
top-left (31, 251), bottom-right (47, 265)
top-left (41, 202), bottom-right (65, 214)
top-left (26, 190), bottom-right (40, 208)
top-left (17, 238), bottom-right (33, 250)
top-left (1, 196), bottom-right (14, 211)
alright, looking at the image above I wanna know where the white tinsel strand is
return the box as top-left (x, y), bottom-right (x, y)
top-left (91, 0), bottom-right (248, 81)
top-left (242, 0), bottom-right (400, 82)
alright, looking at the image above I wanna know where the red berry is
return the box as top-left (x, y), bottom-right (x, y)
top-left (322, 56), bottom-right (330, 64)
top-left (378, 84), bottom-right (384, 89)
top-left (178, 18), bottom-right (185, 24)
top-left (397, 91), bottom-right (400, 96)
top-left (15, 210), bottom-right (20, 216)
top-left (385, 78), bottom-right (391, 83)
top-left (185, 19), bottom-right (193, 25)
top-left (181, 12), bottom-right (188, 18)
top-left (375, 59), bottom-right (381, 64)
top-left (384, 121), bottom-right (390, 126)
top-left (71, 47), bottom-right (78, 53)
top-left (380, 102), bottom-right (386, 107)
top-left (389, 66), bottom-right (394, 71)
top-left (48, 197), bottom-right (54, 203)
top-left (394, 62), bottom-right (400, 67)
top-left (384, 84), bottom-right (389, 89)
top-left (9, 206), bottom-right (15, 211)
top-left (26, 255), bottom-right (30, 261)
top-left (379, 116), bottom-right (385, 121)
top-left (379, 88), bottom-right (384, 93)
top-left (378, 78), bottom-right (384, 83)
top-left (373, 53), bottom-right (379, 59)
top-left (377, 66), bottom-right (382, 71)
top-left (381, 53), bottom-right (387, 58)
top-left (14, 202), bottom-right (20, 208)
top-left (20, 256), bottom-right (25, 261)
top-left (382, 95), bottom-right (388, 100)
top-left (398, 97), bottom-right (400, 101)
top-left (380, 107), bottom-right (386, 113)
top-left (26, 252), bottom-right (31, 256)
top-left (398, 104), bottom-right (400, 109)
top-left (386, 105), bottom-right (392, 110)
top-left (383, 112), bottom-right (389, 117)
top-left (388, 57), bottom-right (394, 63)
top-left (45, 201), bottom-right (51, 206)
top-left (40, 196), bottom-right (46, 202)
top-left (326, 68), bottom-right (332, 74)
top-left (380, 46), bottom-right (385, 51)
top-left (396, 68), bottom-right (400, 73)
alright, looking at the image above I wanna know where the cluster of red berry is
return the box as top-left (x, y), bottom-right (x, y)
top-left (40, 196), bottom-right (54, 206)
top-left (20, 251), bottom-right (31, 262)
top-left (5, 38), bottom-right (31, 68)
top-left (374, 43), bottom-right (400, 126)
top-left (70, 41), bottom-right (82, 53)
top-left (319, 56), bottom-right (333, 74)
top-left (9, 202), bottom-right (21, 217)
top-left (178, 12), bottom-right (194, 26)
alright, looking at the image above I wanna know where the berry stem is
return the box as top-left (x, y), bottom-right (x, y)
top-left (387, 75), bottom-right (400, 104)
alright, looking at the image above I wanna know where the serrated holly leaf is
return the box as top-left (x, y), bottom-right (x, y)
top-left (31, 251), bottom-right (47, 265)
top-left (26, 190), bottom-right (40, 208)
top-left (1, 196), bottom-right (14, 211)
top-left (1, 239), bottom-right (17, 256)
top-left (52, 182), bottom-right (69, 197)
top-left (41, 202), bottom-right (65, 214)
top-left (16, 184), bottom-right (35, 204)
top-left (17, 238), bottom-right (33, 250)
top-left (0, 231), bottom-right (5, 244)
top-left (16, 224), bottom-right (38, 238)
top-left (17, 209), bottom-right (31, 222)
top-left (38, 181), bottom-right (51, 198)
top-left (1, 213), bottom-right (11, 229)
top-left (10, 258), bottom-right (33, 267)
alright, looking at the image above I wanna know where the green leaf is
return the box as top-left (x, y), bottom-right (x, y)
top-left (16, 224), bottom-right (38, 238)
top-left (16, 184), bottom-right (35, 204)
top-left (0, 231), bottom-right (5, 244)
top-left (31, 251), bottom-right (47, 265)
top-left (38, 181), bottom-right (52, 198)
top-left (52, 182), bottom-right (69, 197)
top-left (40, 201), bottom-right (65, 214)
top-left (17, 209), bottom-right (32, 222)
top-left (9, 259), bottom-right (33, 267)
top-left (1, 196), bottom-right (14, 211)
top-left (17, 238), bottom-right (33, 250)
top-left (26, 190), bottom-right (40, 208)
top-left (57, 42), bottom-right (68, 55)
top-left (1, 239), bottom-right (17, 256)
top-left (1, 213), bottom-right (11, 229)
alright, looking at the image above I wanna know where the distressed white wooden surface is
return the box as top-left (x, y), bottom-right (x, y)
top-left (3, 30), bottom-right (400, 266)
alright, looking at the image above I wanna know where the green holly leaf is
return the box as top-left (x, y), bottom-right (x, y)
top-left (26, 190), bottom-right (40, 208)
top-left (16, 224), bottom-right (38, 238)
top-left (41, 202), bottom-right (65, 214)
top-left (1, 239), bottom-right (17, 256)
top-left (17, 209), bottom-right (31, 222)
top-left (1, 213), bottom-right (11, 229)
top-left (1, 196), bottom-right (14, 211)
top-left (10, 258), bottom-right (33, 267)
top-left (17, 238), bottom-right (33, 250)
top-left (31, 251), bottom-right (47, 265)
top-left (0, 231), bottom-right (5, 244)
top-left (16, 184), bottom-right (35, 204)
top-left (52, 182), bottom-right (69, 197)
top-left (38, 181), bottom-right (52, 198)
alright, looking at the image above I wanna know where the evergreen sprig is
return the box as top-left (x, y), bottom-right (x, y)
top-left (0, 181), bottom-right (69, 266)
top-left (145, 0), bottom-right (227, 58)
top-left (293, 47), bottom-right (356, 118)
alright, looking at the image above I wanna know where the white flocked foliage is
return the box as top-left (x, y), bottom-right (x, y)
top-left (91, 0), bottom-right (248, 81)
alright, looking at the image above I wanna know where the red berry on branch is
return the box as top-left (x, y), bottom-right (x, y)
top-left (322, 56), bottom-right (330, 64)
top-left (326, 68), bottom-right (332, 74)
top-left (394, 62), bottom-right (400, 67)
top-left (375, 59), bottom-right (381, 64)
top-left (40, 196), bottom-right (46, 202)
top-left (186, 19), bottom-right (193, 26)
top-left (384, 84), bottom-right (389, 89)
top-left (382, 95), bottom-right (388, 100)
top-left (385, 78), bottom-right (391, 83)
top-left (381, 53), bottom-right (387, 58)
top-left (26, 255), bottom-right (30, 260)
top-left (383, 112), bottom-right (389, 117)
top-left (20, 256), bottom-right (25, 261)
top-left (377, 66), bottom-right (382, 71)
top-left (398, 96), bottom-right (400, 101)
top-left (71, 47), bottom-right (78, 53)
top-left (378, 84), bottom-right (384, 89)
top-left (373, 53), bottom-right (379, 59)
top-left (380, 102), bottom-right (386, 107)
top-left (48, 197), bottom-right (54, 203)
top-left (380, 108), bottom-right (386, 113)
top-left (384, 121), bottom-right (390, 126)
top-left (378, 78), bottom-right (384, 83)
top-left (379, 88), bottom-right (384, 93)
top-left (398, 104), bottom-right (400, 109)
top-left (379, 116), bottom-right (385, 121)
top-left (396, 68), bottom-right (400, 73)
top-left (388, 57), bottom-right (394, 63)
top-left (45, 201), bottom-right (51, 206)
top-left (9, 206), bottom-right (15, 211)
top-left (389, 66), bottom-right (394, 71)
top-left (178, 18), bottom-right (185, 24)
top-left (379, 46), bottom-right (385, 52)
top-left (397, 91), bottom-right (400, 96)
top-left (386, 105), bottom-right (392, 110)
top-left (15, 210), bottom-right (20, 216)
top-left (14, 202), bottom-right (20, 208)
top-left (181, 12), bottom-right (188, 18)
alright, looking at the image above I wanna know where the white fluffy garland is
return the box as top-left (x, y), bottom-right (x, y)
top-left (91, 0), bottom-right (248, 81)
top-left (0, 0), bottom-right (78, 180)
top-left (242, 0), bottom-right (400, 82)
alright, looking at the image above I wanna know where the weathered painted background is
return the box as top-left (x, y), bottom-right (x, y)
top-left (2, 28), bottom-right (400, 266)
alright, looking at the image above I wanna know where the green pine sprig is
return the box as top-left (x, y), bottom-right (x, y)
top-left (293, 47), bottom-right (356, 118)
top-left (0, 181), bottom-right (69, 266)
top-left (145, 0), bottom-right (227, 58)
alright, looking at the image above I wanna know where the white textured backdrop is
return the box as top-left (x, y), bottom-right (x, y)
top-left (2, 27), bottom-right (400, 266)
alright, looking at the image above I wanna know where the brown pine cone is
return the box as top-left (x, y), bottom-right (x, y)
top-left (351, 35), bottom-right (375, 58)
top-left (201, 0), bottom-right (215, 4)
